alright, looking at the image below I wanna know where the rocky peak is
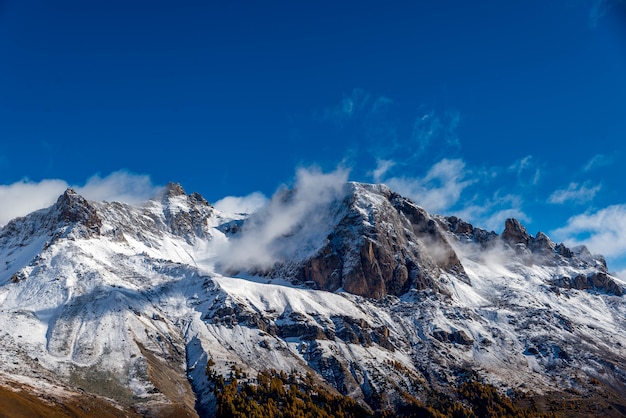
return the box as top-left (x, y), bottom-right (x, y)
top-left (54, 188), bottom-right (102, 235)
top-left (572, 245), bottom-right (608, 272)
top-left (280, 183), bottom-right (469, 299)
top-left (441, 216), bottom-right (496, 246)
top-left (153, 183), bottom-right (214, 243)
top-left (502, 218), bottom-right (531, 247)
top-left (530, 231), bottom-right (556, 255)
top-left (189, 191), bottom-right (211, 207)
top-left (162, 182), bottom-right (187, 199)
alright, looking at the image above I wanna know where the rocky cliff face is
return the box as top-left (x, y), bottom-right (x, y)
top-left (262, 183), bottom-right (468, 299)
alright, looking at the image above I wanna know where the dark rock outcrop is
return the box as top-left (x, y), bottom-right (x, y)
top-left (440, 216), bottom-right (497, 246)
top-left (502, 218), bottom-right (531, 247)
top-left (159, 182), bottom-right (214, 243)
top-left (55, 188), bottom-right (102, 236)
top-left (432, 328), bottom-right (474, 346)
top-left (293, 184), bottom-right (468, 299)
top-left (553, 272), bottom-right (623, 296)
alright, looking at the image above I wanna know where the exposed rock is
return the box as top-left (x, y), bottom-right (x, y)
top-left (450, 330), bottom-right (474, 345)
top-left (55, 189), bottom-right (102, 236)
top-left (277, 323), bottom-right (330, 340)
top-left (572, 245), bottom-right (608, 272)
top-left (432, 328), bottom-right (473, 346)
top-left (502, 218), bottom-right (531, 247)
top-left (162, 182), bottom-right (186, 198)
top-left (553, 272), bottom-right (623, 296)
top-left (530, 231), bottom-right (556, 256)
top-left (440, 216), bottom-right (497, 246)
top-left (159, 183), bottom-right (214, 243)
top-left (291, 184), bottom-right (469, 299)
top-left (555, 243), bottom-right (573, 258)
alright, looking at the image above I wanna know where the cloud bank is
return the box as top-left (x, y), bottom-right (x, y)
top-left (383, 158), bottom-right (473, 214)
top-left (213, 192), bottom-right (269, 214)
top-left (76, 171), bottom-right (161, 205)
top-left (0, 179), bottom-right (68, 226)
top-left (552, 204), bottom-right (626, 261)
top-left (0, 171), bottom-right (160, 226)
top-left (217, 167), bottom-right (349, 272)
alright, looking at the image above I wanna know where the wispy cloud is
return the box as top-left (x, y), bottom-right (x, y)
top-left (548, 182), bottom-right (602, 204)
top-left (615, 269), bottom-right (626, 281)
top-left (508, 155), bottom-right (541, 186)
top-left (454, 192), bottom-right (529, 233)
top-left (213, 192), bottom-right (268, 214)
top-left (320, 88), bottom-right (392, 126)
top-left (77, 171), bottom-right (161, 205)
top-left (583, 153), bottom-right (613, 172)
top-left (0, 171), bottom-right (160, 226)
top-left (589, 0), bottom-right (625, 28)
top-left (370, 159), bottom-right (395, 183)
top-left (411, 110), bottom-right (460, 157)
top-left (552, 204), bottom-right (626, 261)
top-left (217, 166), bottom-right (350, 272)
top-left (384, 158), bottom-right (473, 214)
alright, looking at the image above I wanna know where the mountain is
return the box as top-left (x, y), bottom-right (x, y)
top-left (0, 182), bottom-right (625, 417)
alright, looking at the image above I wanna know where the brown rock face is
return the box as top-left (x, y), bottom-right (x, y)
top-left (295, 184), bottom-right (468, 299)
top-left (553, 272), bottom-right (623, 296)
top-left (502, 218), bottom-right (531, 247)
top-left (55, 189), bottom-right (102, 236)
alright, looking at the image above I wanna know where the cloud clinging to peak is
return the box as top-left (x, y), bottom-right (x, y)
top-left (370, 159), bottom-right (395, 183)
top-left (213, 192), bottom-right (269, 214)
top-left (77, 171), bottom-right (161, 205)
top-left (384, 158), bottom-right (473, 214)
top-left (217, 166), bottom-right (349, 272)
top-left (0, 171), bottom-right (160, 226)
top-left (454, 192), bottom-right (529, 233)
top-left (0, 179), bottom-right (68, 226)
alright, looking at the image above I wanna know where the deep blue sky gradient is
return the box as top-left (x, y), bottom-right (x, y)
top-left (1, 0), bottom-right (626, 270)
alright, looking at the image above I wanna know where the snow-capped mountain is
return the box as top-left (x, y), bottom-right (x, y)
top-left (0, 182), bottom-right (625, 417)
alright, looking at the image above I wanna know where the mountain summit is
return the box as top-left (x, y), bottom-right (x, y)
top-left (0, 183), bottom-right (624, 417)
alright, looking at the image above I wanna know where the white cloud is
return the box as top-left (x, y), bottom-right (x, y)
top-left (410, 110), bottom-right (460, 156)
top-left (552, 205), bottom-right (626, 262)
top-left (480, 208), bottom-right (529, 233)
top-left (584, 153), bottom-right (613, 172)
top-left (384, 158), bottom-right (472, 214)
top-left (548, 182), bottom-right (601, 204)
top-left (453, 193), bottom-right (529, 233)
top-left (77, 171), bottom-right (160, 205)
top-left (615, 269), bottom-right (626, 281)
top-left (0, 179), bottom-right (69, 226)
top-left (213, 192), bottom-right (268, 214)
top-left (0, 171), bottom-right (160, 226)
top-left (217, 166), bottom-right (349, 271)
top-left (508, 155), bottom-right (541, 186)
top-left (370, 159), bottom-right (395, 183)
top-left (321, 88), bottom-right (388, 125)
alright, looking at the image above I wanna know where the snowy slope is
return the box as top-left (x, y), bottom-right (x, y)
top-left (0, 182), bottom-right (624, 416)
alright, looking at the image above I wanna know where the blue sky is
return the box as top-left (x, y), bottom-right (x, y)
top-left (1, 0), bottom-right (626, 274)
